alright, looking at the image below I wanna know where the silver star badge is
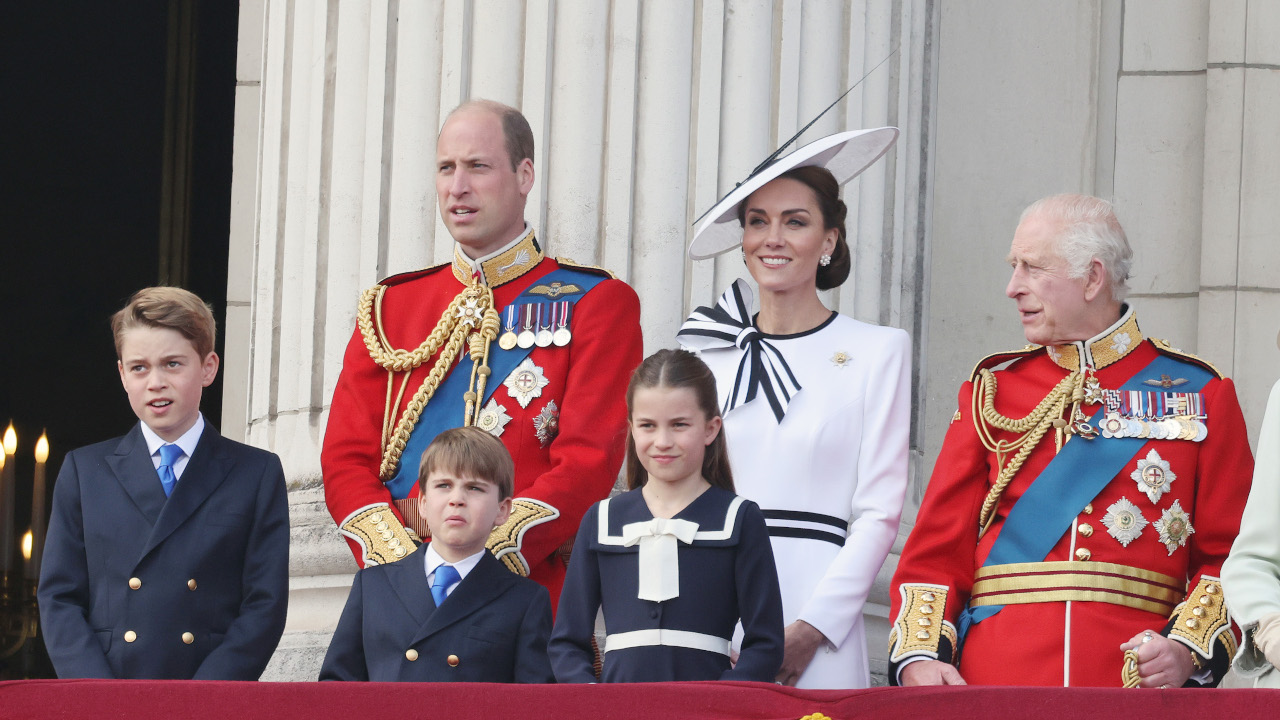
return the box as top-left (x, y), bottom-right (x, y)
top-left (1131, 449), bottom-right (1176, 504)
top-left (1153, 500), bottom-right (1194, 555)
top-left (1102, 497), bottom-right (1148, 547)
top-left (503, 358), bottom-right (550, 409)
top-left (533, 400), bottom-right (559, 448)
top-left (474, 398), bottom-right (512, 438)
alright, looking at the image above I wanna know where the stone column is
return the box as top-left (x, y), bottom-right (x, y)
top-left (227, 0), bottom-right (934, 682)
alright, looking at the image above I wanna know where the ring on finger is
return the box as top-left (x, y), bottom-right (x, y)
top-left (1141, 632), bottom-right (1153, 644)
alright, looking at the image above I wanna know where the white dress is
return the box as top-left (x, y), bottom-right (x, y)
top-left (685, 310), bottom-right (911, 688)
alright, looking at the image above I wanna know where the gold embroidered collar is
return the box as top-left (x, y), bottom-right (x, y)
top-left (451, 227), bottom-right (544, 287)
top-left (1046, 306), bottom-right (1142, 372)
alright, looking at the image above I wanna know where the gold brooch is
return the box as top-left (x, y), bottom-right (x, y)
top-left (830, 351), bottom-right (851, 368)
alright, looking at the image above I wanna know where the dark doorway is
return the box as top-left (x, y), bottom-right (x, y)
top-left (0, 0), bottom-right (239, 678)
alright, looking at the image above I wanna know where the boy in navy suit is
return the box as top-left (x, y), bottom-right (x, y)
top-left (319, 427), bottom-right (554, 682)
top-left (38, 287), bottom-right (289, 679)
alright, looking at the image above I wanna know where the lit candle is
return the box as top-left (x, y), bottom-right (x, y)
top-left (22, 529), bottom-right (33, 580)
top-left (2, 423), bottom-right (16, 576)
top-left (32, 432), bottom-right (49, 581)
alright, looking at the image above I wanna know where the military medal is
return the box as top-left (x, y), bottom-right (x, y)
top-left (533, 400), bottom-right (560, 447)
top-left (535, 304), bottom-right (554, 347)
top-left (498, 305), bottom-right (519, 351)
top-left (1131, 449), bottom-right (1175, 503)
top-left (504, 358), bottom-right (550, 408)
top-left (516, 304), bottom-right (536, 349)
top-left (1102, 497), bottom-right (1148, 547)
top-left (1154, 500), bottom-right (1194, 555)
top-left (475, 398), bottom-right (513, 437)
top-left (552, 301), bottom-right (572, 346)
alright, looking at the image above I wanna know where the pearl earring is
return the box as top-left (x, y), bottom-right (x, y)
top-left (820, 254), bottom-right (832, 267)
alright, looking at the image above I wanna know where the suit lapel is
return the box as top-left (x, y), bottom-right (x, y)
top-left (385, 554), bottom-right (434, 629)
top-left (140, 424), bottom-right (234, 559)
top-left (412, 552), bottom-right (514, 645)
top-left (105, 425), bottom-right (167, 524)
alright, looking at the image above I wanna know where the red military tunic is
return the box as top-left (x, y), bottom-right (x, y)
top-left (889, 309), bottom-right (1253, 686)
top-left (321, 230), bottom-right (642, 606)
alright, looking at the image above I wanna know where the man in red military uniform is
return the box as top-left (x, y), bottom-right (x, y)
top-left (321, 99), bottom-right (642, 605)
top-left (890, 194), bottom-right (1253, 687)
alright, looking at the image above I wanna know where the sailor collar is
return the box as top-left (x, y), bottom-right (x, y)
top-left (451, 226), bottom-right (544, 287)
top-left (1046, 305), bottom-right (1143, 372)
top-left (595, 487), bottom-right (747, 548)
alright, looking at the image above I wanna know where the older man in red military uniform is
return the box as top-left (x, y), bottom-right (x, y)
top-left (890, 194), bottom-right (1253, 687)
top-left (321, 100), bottom-right (642, 605)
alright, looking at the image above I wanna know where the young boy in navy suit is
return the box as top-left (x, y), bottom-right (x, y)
top-left (319, 426), bottom-right (554, 682)
top-left (38, 287), bottom-right (289, 679)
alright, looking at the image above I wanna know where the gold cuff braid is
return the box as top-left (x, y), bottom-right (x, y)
top-left (486, 498), bottom-right (560, 576)
top-left (339, 503), bottom-right (421, 566)
top-left (889, 584), bottom-right (955, 663)
top-left (1169, 575), bottom-right (1234, 660)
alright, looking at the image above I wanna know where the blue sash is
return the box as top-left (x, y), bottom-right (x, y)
top-left (958, 353), bottom-right (1212, 640)
top-left (383, 267), bottom-right (607, 498)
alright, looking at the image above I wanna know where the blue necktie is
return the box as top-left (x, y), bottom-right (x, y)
top-left (158, 443), bottom-right (183, 497)
top-left (431, 564), bottom-right (460, 607)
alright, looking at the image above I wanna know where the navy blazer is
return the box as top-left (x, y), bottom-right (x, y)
top-left (38, 423), bottom-right (289, 679)
top-left (319, 549), bottom-right (554, 682)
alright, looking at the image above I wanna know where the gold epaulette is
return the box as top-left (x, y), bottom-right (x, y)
top-left (968, 344), bottom-right (1041, 383)
top-left (888, 584), bottom-right (958, 664)
top-left (339, 503), bottom-right (421, 566)
top-left (554, 256), bottom-right (619, 280)
top-left (1149, 338), bottom-right (1225, 380)
top-left (487, 498), bottom-right (560, 575)
top-left (1169, 575), bottom-right (1235, 660)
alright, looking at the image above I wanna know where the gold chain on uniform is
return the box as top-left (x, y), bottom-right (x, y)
top-left (972, 367), bottom-right (1094, 535)
top-left (356, 279), bottom-right (501, 481)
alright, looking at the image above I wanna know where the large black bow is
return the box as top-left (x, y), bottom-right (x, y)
top-left (676, 279), bottom-right (802, 423)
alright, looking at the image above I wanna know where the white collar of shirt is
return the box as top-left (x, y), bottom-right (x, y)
top-left (140, 413), bottom-right (204, 480)
top-left (423, 544), bottom-right (484, 598)
top-left (452, 224), bottom-right (532, 274)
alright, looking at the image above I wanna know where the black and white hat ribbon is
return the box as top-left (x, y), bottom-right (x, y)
top-left (676, 279), bottom-right (801, 423)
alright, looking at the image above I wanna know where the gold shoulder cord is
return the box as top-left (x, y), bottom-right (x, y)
top-left (356, 279), bottom-right (500, 481)
top-left (972, 368), bottom-right (1093, 535)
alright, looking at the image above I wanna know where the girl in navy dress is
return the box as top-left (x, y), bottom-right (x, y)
top-left (549, 349), bottom-right (784, 682)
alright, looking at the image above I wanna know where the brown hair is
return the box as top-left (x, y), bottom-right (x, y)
top-left (624, 349), bottom-right (734, 493)
top-left (739, 165), bottom-right (851, 290)
top-left (446, 99), bottom-right (535, 171)
top-left (111, 286), bottom-right (217, 360)
top-left (418, 426), bottom-right (515, 500)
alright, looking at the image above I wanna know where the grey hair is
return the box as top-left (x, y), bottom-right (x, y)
top-left (1020, 194), bottom-right (1133, 302)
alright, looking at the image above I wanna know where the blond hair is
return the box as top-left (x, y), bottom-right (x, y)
top-left (111, 286), bottom-right (217, 359)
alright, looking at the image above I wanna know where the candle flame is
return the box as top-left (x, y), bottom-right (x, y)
top-left (22, 530), bottom-right (33, 561)
top-left (3, 423), bottom-right (15, 455)
top-left (35, 432), bottom-right (49, 463)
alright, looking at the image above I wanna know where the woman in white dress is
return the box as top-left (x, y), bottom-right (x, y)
top-left (678, 129), bottom-right (910, 688)
top-left (1221, 369), bottom-right (1280, 688)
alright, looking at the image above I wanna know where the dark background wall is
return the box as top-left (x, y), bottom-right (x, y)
top-left (0, 0), bottom-right (238, 678)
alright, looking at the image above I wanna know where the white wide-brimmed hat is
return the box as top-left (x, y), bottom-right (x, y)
top-left (688, 127), bottom-right (899, 260)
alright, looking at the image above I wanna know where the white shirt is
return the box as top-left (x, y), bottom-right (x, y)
top-left (422, 544), bottom-right (485, 599)
top-left (140, 413), bottom-right (205, 480)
